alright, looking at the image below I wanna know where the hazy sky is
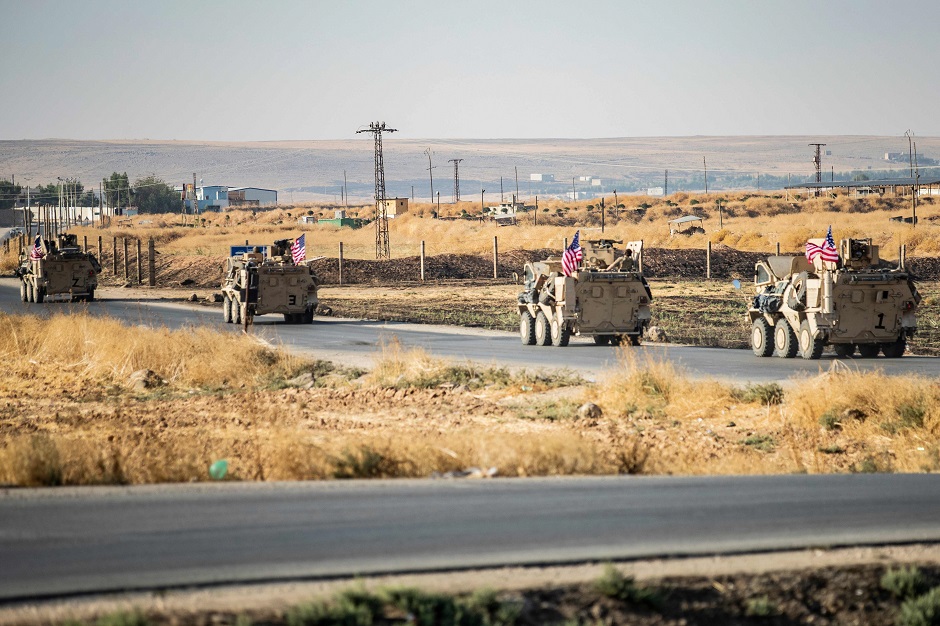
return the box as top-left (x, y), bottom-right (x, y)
top-left (2, 0), bottom-right (938, 141)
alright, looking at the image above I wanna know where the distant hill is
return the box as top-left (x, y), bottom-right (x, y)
top-left (1, 136), bottom-right (936, 202)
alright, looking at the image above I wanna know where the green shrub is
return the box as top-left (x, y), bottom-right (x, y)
top-left (96, 613), bottom-right (150, 626)
top-left (741, 434), bottom-right (776, 453)
top-left (735, 383), bottom-right (784, 405)
top-left (899, 587), bottom-right (940, 626)
top-left (881, 566), bottom-right (927, 600)
top-left (818, 445), bottom-right (844, 455)
top-left (745, 595), bottom-right (778, 617)
top-left (819, 410), bottom-right (842, 430)
top-left (594, 564), bottom-right (661, 609)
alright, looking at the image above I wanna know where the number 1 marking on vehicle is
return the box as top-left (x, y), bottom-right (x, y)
top-left (875, 312), bottom-right (885, 329)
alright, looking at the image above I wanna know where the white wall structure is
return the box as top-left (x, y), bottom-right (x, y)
top-left (228, 187), bottom-right (277, 206)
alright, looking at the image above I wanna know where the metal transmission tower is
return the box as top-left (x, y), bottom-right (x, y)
top-left (448, 158), bottom-right (463, 202)
top-left (357, 121), bottom-right (397, 259)
top-left (809, 143), bottom-right (826, 183)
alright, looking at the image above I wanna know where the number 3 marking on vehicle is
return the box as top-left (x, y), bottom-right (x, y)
top-left (289, 295), bottom-right (296, 306)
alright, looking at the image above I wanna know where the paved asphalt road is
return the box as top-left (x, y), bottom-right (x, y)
top-left (2, 277), bottom-right (940, 383)
top-left (3, 474), bottom-right (940, 601)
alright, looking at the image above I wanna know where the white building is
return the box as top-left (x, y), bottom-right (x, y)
top-left (530, 173), bottom-right (554, 182)
top-left (228, 187), bottom-right (277, 206)
top-left (646, 187), bottom-right (665, 197)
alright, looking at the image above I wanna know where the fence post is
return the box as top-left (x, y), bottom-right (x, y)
top-left (123, 238), bottom-right (129, 280)
top-left (563, 237), bottom-right (568, 251)
top-left (493, 236), bottom-right (498, 279)
top-left (83, 235), bottom-right (87, 253)
top-left (136, 239), bottom-right (142, 284)
top-left (148, 238), bottom-right (156, 286)
top-left (901, 244), bottom-right (906, 270)
top-left (706, 241), bottom-right (712, 279)
top-left (112, 237), bottom-right (117, 274)
top-left (98, 235), bottom-right (102, 260)
top-left (776, 242), bottom-right (781, 255)
top-left (420, 240), bottom-right (426, 281)
top-left (338, 242), bottom-right (344, 286)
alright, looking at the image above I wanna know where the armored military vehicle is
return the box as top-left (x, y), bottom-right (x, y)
top-left (220, 239), bottom-right (318, 326)
top-left (16, 233), bottom-right (101, 303)
top-left (518, 239), bottom-right (652, 347)
top-left (748, 238), bottom-right (919, 359)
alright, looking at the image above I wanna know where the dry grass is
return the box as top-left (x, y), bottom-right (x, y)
top-left (1, 313), bottom-right (939, 486)
top-left (62, 191), bottom-right (940, 263)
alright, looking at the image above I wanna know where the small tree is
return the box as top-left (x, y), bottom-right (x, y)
top-left (133, 175), bottom-right (179, 214)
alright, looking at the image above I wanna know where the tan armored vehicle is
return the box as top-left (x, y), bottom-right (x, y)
top-left (748, 238), bottom-right (919, 359)
top-left (16, 233), bottom-right (102, 303)
top-left (221, 239), bottom-right (318, 325)
top-left (518, 239), bottom-right (652, 347)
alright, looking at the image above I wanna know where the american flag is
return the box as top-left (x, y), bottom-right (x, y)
top-left (805, 225), bottom-right (839, 263)
top-left (562, 230), bottom-right (582, 276)
top-left (290, 234), bottom-right (306, 264)
top-left (29, 235), bottom-right (44, 261)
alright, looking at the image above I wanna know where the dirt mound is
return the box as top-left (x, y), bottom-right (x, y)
top-left (642, 245), bottom-right (765, 280)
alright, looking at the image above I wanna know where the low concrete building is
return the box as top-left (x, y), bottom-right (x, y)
top-left (228, 187), bottom-right (277, 207)
top-left (380, 197), bottom-right (408, 218)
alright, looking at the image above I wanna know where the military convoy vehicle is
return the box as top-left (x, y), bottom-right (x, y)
top-left (748, 238), bottom-right (919, 359)
top-left (221, 239), bottom-right (318, 326)
top-left (518, 239), bottom-right (652, 347)
top-left (16, 233), bottom-right (101, 303)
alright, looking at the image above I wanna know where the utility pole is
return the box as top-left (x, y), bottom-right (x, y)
top-left (906, 130), bottom-right (914, 177)
top-left (343, 170), bottom-right (348, 208)
top-left (481, 188), bottom-right (485, 214)
top-left (664, 170), bottom-right (668, 196)
top-left (448, 158), bottom-right (463, 202)
top-left (357, 121), bottom-right (397, 259)
top-left (424, 148), bottom-right (435, 204)
top-left (913, 138), bottom-right (920, 227)
top-left (703, 157), bottom-right (708, 194)
top-left (514, 166), bottom-right (519, 203)
top-left (572, 177), bottom-right (576, 202)
top-left (500, 176), bottom-right (504, 202)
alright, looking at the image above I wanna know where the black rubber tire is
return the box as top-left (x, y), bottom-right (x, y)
top-left (304, 308), bottom-right (315, 324)
top-left (520, 311), bottom-right (536, 345)
top-left (20, 280), bottom-right (27, 302)
top-left (751, 318), bottom-right (774, 357)
top-left (86, 288), bottom-right (95, 302)
top-left (881, 337), bottom-right (906, 358)
top-left (774, 318), bottom-right (798, 358)
top-left (26, 281), bottom-right (34, 303)
top-left (799, 320), bottom-right (824, 360)
top-left (833, 343), bottom-right (855, 358)
top-left (858, 344), bottom-right (880, 358)
top-left (550, 317), bottom-right (570, 347)
top-left (630, 333), bottom-right (642, 346)
top-left (534, 311), bottom-right (551, 347)
top-left (232, 299), bottom-right (241, 325)
top-left (34, 286), bottom-right (44, 304)
top-left (223, 296), bottom-right (233, 323)
top-left (592, 335), bottom-right (611, 346)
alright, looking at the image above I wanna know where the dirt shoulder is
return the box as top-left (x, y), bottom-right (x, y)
top-left (2, 545), bottom-right (939, 626)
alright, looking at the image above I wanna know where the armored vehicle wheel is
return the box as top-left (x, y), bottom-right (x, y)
top-left (520, 311), bottom-right (536, 345)
top-left (20, 280), bottom-right (27, 302)
top-left (798, 320), bottom-right (824, 360)
top-left (592, 335), bottom-right (610, 346)
top-left (86, 288), bottom-right (95, 302)
top-left (550, 317), bottom-right (570, 347)
top-left (303, 308), bottom-right (315, 324)
top-left (283, 313), bottom-right (295, 323)
top-left (881, 337), bottom-right (906, 358)
top-left (534, 311), bottom-right (551, 346)
top-left (787, 272), bottom-right (809, 311)
top-left (35, 286), bottom-right (44, 304)
top-left (629, 334), bottom-right (642, 346)
top-left (833, 343), bottom-right (855, 358)
top-left (773, 318), bottom-right (798, 358)
top-left (223, 296), bottom-right (233, 323)
top-left (857, 344), bottom-right (880, 358)
top-left (232, 299), bottom-right (242, 325)
top-left (26, 281), bottom-right (34, 303)
top-left (751, 318), bottom-right (773, 357)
